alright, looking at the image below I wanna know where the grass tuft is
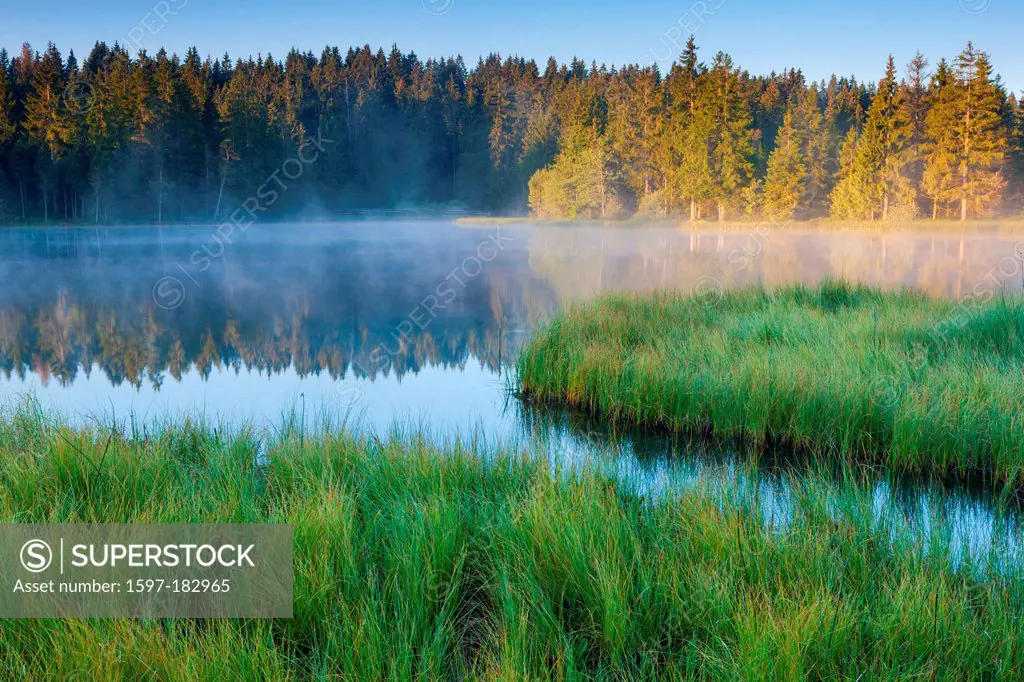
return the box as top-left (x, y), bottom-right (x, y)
top-left (517, 280), bottom-right (1024, 487)
top-left (0, 405), bottom-right (1021, 678)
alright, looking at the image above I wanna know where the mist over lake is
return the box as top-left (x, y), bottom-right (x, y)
top-left (3, 221), bottom-right (1021, 432)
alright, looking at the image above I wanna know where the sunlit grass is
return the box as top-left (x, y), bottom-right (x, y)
top-left (0, 404), bottom-right (1022, 678)
top-left (517, 280), bottom-right (1024, 488)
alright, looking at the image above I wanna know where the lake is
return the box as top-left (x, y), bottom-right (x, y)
top-left (1, 220), bottom-right (1022, 570)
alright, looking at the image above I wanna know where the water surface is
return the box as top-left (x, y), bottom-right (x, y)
top-left (1, 221), bottom-right (1022, 572)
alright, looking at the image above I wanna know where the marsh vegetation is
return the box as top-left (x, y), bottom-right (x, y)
top-left (1, 406), bottom-right (1022, 679)
top-left (518, 280), bottom-right (1024, 487)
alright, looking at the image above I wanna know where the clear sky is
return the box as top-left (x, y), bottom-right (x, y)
top-left (2, 0), bottom-right (1021, 91)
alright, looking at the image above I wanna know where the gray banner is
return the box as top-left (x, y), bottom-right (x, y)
top-left (0, 524), bottom-right (293, 618)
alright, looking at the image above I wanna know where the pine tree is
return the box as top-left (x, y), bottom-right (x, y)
top-left (0, 38), bottom-right (1018, 224)
top-left (830, 56), bottom-right (915, 220)
top-left (953, 44), bottom-right (1007, 219)
top-left (761, 108), bottom-right (806, 219)
top-left (798, 87), bottom-right (833, 212)
top-left (23, 43), bottom-right (74, 221)
top-left (922, 58), bottom-right (958, 218)
top-left (531, 118), bottom-right (622, 219)
top-left (1007, 94), bottom-right (1024, 209)
top-left (708, 52), bottom-right (754, 221)
top-left (666, 36), bottom-right (713, 220)
top-left (606, 65), bottom-right (662, 207)
top-left (0, 60), bottom-right (14, 147)
top-left (903, 51), bottom-right (929, 207)
top-left (0, 60), bottom-right (15, 219)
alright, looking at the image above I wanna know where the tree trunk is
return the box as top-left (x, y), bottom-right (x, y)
top-left (689, 199), bottom-right (696, 221)
top-left (157, 168), bottom-right (163, 225)
top-left (882, 193), bottom-right (889, 221)
top-left (718, 201), bottom-right (725, 222)
top-left (962, 92), bottom-right (971, 221)
top-left (214, 167), bottom-right (227, 221)
top-left (932, 196), bottom-right (937, 220)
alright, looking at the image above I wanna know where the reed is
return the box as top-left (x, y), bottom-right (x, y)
top-left (517, 280), bottom-right (1024, 487)
top-left (0, 404), bottom-right (1021, 679)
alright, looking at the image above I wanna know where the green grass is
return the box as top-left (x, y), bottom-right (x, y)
top-left (0, 405), bottom-right (1022, 679)
top-left (517, 280), bottom-right (1024, 488)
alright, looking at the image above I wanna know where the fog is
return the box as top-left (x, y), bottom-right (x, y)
top-left (1, 221), bottom-right (1021, 392)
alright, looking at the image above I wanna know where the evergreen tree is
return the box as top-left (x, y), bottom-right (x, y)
top-left (666, 36), bottom-right (713, 219)
top-left (952, 44), bottom-right (1007, 219)
top-left (903, 51), bottom-right (929, 208)
top-left (923, 46), bottom-right (1007, 220)
top-left (922, 58), bottom-right (958, 218)
top-left (0, 59), bottom-right (15, 218)
top-left (528, 114), bottom-right (622, 219)
top-left (1007, 94), bottom-right (1024, 210)
top-left (761, 108), bottom-right (807, 220)
top-left (708, 52), bottom-right (754, 221)
top-left (606, 65), bottom-right (662, 208)
top-left (798, 87), bottom-right (833, 213)
top-left (830, 56), bottom-right (916, 220)
top-left (0, 60), bottom-right (14, 148)
top-left (23, 43), bottom-right (74, 221)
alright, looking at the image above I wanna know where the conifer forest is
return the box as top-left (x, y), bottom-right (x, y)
top-left (0, 38), bottom-right (1019, 224)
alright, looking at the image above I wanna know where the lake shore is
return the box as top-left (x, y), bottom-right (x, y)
top-left (457, 216), bottom-right (1024, 235)
top-left (6, 215), bottom-right (1024, 237)
top-left (517, 280), bottom-right (1024, 488)
top-left (0, 407), bottom-right (1021, 678)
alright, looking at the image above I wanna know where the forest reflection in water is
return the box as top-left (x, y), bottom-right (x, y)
top-left (1, 222), bottom-right (1020, 398)
top-left (1, 221), bottom-right (1023, 571)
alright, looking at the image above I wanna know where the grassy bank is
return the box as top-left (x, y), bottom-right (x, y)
top-left (517, 281), bottom-right (1024, 488)
top-left (0, 408), bottom-right (1022, 679)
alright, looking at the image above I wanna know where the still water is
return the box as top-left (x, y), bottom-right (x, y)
top-left (1, 221), bottom-right (1022, 571)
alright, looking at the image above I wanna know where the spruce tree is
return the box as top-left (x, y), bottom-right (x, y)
top-left (830, 56), bottom-right (915, 220)
top-left (0, 61), bottom-right (14, 147)
top-left (922, 58), bottom-right (958, 218)
top-left (903, 51), bottom-right (929, 207)
top-left (761, 108), bottom-right (807, 219)
top-left (666, 36), bottom-right (712, 219)
top-left (924, 46), bottom-right (1007, 220)
top-left (23, 43), bottom-right (74, 221)
top-left (708, 52), bottom-right (754, 221)
top-left (1007, 94), bottom-right (1024, 208)
top-left (798, 87), bottom-right (833, 212)
top-left (0, 62), bottom-right (15, 218)
top-left (953, 44), bottom-right (1007, 219)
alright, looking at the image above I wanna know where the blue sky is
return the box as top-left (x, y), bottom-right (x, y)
top-left (2, 0), bottom-right (1020, 91)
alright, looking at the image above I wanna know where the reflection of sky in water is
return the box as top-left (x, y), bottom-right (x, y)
top-left (2, 222), bottom-right (1023, 576)
top-left (519, 403), bottom-right (1024, 578)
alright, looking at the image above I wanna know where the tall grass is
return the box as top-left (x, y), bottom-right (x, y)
top-left (0, 405), bottom-right (1022, 679)
top-left (517, 280), bottom-right (1024, 488)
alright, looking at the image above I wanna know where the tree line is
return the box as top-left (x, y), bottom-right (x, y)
top-left (0, 38), bottom-right (1020, 224)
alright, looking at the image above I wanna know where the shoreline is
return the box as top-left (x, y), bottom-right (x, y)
top-left (0, 408), bottom-right (1021, 678)
top-left (516, 280), bottom-right (1024, 488)
top-left (4, 215), bottom-right (1024, 236)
